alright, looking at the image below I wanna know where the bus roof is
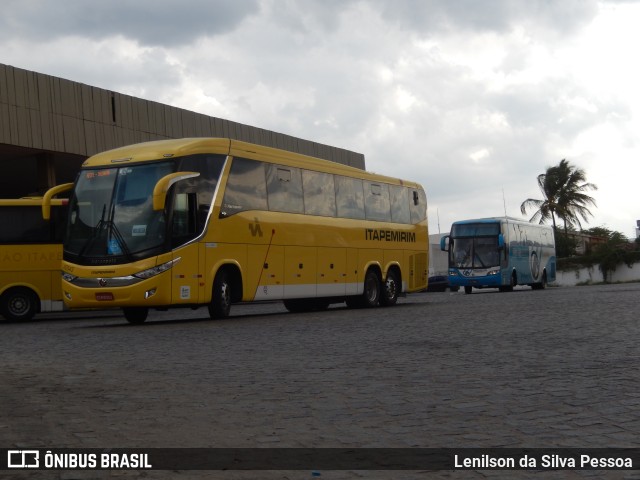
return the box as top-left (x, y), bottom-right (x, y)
top-left (80, 137), bottom-right (422, 189)
top-left (451, 216), bottom-right (549, 226)
top-left (0, 197), bottom-right (67, 207)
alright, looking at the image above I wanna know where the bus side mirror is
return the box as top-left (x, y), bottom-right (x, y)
top-left (42, 183), bottom-right (74, 220)
top-left (152, 172), bottom-right (200, 211)
top-left (440, 235), bottom-right (450, 252)
top-left (498, 233), bottom-right (505, 250)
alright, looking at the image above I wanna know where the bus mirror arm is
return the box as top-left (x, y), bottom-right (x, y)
top-left (498, 233), bottom-right (505, 250)
top-left (152, 172), bottom-right (200, 211)
top-left (42, 183), bottom-right (74, 220)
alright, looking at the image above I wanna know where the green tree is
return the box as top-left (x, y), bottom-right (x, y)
top-left (520, 159), bottom-right (598, 235)
top-left (583, 227), bottom-right (639, 282)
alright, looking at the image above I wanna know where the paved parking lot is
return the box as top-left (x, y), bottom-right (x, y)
top-left (1, 283), bottom-right (640, 479)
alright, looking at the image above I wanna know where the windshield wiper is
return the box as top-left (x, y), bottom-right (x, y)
top-left (104, 203), bottom-right (132, 260)
top-left (75, 203), bottom-right (132, 261)
top-left (77, 204), bottom-right (107, 258)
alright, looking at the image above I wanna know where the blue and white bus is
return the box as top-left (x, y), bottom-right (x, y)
top-left (440, 217), bottom-right (556, 294)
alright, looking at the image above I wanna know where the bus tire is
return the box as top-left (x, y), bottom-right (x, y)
top-left (501, 272), bottom-right (516, 292)
top-left (123, 307), bottom-right (148, 324)
top-left (345, 269), bottom-right (381, 308)
top-left (0, 287), bottom-right (39, 321)
top-left (464, 286), bottom-right (472, 295)
top-left (380, 269), bottom-right (400, 307)
top-left (533, 271), bottom-right (547, 290)
top-left (209, 269), bottom-right (231, 319)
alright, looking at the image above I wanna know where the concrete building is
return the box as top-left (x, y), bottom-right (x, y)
top-left (0, 63), bottom-right (365, 198)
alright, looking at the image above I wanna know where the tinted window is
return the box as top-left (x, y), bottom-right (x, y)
top-left (335, 176), bottom-right (365, 220)
top-left (178, 154), bottom-right (225, 226)
top-left (0, 205), bottom-right (67, 244)
top-left (266, 164), bottom-right (303, 214)
top-left (409, 187), bottom-right (427, 224)
top-left (303, 170), bottom-right (336, 217)
top-left (451, 223), bottom-right (500, 238)
top-left (221, 158), bottom-right (267, 217)
top-left (390, 185), bottom-right (410, 224)
top-left (364, 181), bottom-right (391, 221)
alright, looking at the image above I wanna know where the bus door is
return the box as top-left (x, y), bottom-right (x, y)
top-left (169, 192), bottom-right (203, 304)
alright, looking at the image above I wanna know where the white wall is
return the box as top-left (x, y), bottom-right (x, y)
top-left (554, 262), bottom-right (640, 286)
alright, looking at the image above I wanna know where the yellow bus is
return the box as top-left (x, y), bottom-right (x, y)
top-left (0, 195), bottom-right (69, 321)
top-left (56, 138), bottom-right (428, 323)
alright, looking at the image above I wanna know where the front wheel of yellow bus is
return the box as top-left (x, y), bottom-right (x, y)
top-left (209, 270), bottom-right (232, 319)
top-left (123, 307), bottom-right (149, 324)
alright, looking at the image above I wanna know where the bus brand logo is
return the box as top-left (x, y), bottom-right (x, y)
top-left (463, 270), bottom-right (472, 277)
top-left (249, 219), bottom-right (263, 238)
top-left (7, 450), bottom-right (39, 468)
top-left (99, 278), bottom-right (108, 287)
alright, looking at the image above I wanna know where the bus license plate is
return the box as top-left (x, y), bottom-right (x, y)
top-left (95, 292), bottom-right (114, 301)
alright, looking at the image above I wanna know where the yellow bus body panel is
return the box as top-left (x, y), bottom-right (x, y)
top-left (0, 244), bottom-right (64, 311)
top-left (0, 197), bottom-right (68, 316)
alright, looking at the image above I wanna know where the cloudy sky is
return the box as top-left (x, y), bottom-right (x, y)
top-left (2, 0), bottom-right (638, 238)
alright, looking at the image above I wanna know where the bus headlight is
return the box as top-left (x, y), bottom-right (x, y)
top-left (487, 269), bottom-right (500, 276)
top-left (62, 271), bottom-right (77, 283)
top-left (133, 258), bottom-right (181, 280)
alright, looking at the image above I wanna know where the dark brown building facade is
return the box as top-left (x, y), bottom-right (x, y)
top-left (0, 63), bottom-right (365, 198)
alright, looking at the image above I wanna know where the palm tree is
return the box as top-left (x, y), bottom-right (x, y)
top-left (520, 159), bottom-right (597, 234)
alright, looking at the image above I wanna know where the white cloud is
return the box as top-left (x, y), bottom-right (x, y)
top-left (1, 0), bottom-right (638, 238)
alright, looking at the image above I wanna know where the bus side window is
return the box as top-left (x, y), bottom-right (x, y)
top-left (364, 182), bottom-right (391, 222)
top-left (266, 164), bottom-right (303, 214)
top-left (335, 176), bottom-right (365, 220)
top-left (0, 206), bottom-right (50, 243)
top-left (171, 192), bottom-right (198, 246)
top-left (389, 185), bottom-right (410, 224)
top-left (179, 154), bottom-right (225, 227)
top-left (302, 170), bottom-right (336, 217)
top-left (410, 188), bottom-right (427, 224)
top-left (220, 158), bottom-right (268, 217)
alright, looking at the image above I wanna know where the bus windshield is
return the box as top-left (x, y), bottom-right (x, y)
top-left (450, 222), bottom-right (501, 269)
top-left (451, 237), bottom-right (500, 268)
top-left (65, 161), bottom-right (175, 262)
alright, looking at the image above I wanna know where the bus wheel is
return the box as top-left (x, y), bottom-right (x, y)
top-left (533, 272), bottom-right (547, 290)
top-left (464, 286), bottom-right (472, 294)
top-left (501, 272), bottom-right (516, 292)
top-left (380, 269), bottom-right (400, 306)
top-left (123, 307), bottom-right (148, 324)
top-left (0, 287), bottom-right (38, 321)
top-left (209, 270), bottom-right (231, 319)
top-left (346, 269), bottom-right (381, 308)
top-left (362, 269), bottom-right (382, 307)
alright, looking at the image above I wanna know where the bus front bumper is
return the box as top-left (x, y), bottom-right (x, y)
top-left (61, 272), bottom-right (173, 309)
top-left (448, 269), bottom-right (502, 289)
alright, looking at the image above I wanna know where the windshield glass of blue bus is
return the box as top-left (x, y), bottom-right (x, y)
top-left (65, 161), bottom-right (175, 261)
top-left (452, 237), bottom-right (499, 268)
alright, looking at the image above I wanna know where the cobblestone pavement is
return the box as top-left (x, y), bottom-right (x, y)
top-left (1, 283), bottom-right (640, 480)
